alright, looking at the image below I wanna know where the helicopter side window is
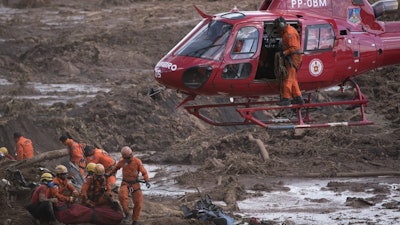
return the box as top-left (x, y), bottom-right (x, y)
top-left (222, 63), bottom-right (252, 79)
top-left (305, 24), bottom-right (334, 51)
top-left (231, 26), bottom-right (259, 60)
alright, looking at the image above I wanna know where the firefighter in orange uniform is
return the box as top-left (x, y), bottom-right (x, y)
top-left (110, 146), bottom-right (151, 225)
top-left (83, 145), bottom-right (116, 187)
top-left (59, 134), bottom-right (86, 177)
top-left (52, 165), bottom-right (79, 204)
top-left (275, 16), bottom-right (304, 106)
top-left (81, 164), bottom-right (112, 207)
top-left (14, 132), bottom-right (34, 160)
top-left (26, 173), bottom-right (59, 224)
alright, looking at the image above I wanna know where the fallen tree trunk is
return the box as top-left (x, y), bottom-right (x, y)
top-left (248, 133), bottom-right (269, 161)
top-left (0, 149), bottom-right (68, 169)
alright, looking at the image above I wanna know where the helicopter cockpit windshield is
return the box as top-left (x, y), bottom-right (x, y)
top-left (176, 20), bottom-right (232, 61)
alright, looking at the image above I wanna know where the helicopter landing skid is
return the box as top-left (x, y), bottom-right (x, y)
top-left (184, 81), bottom-right (373, 129)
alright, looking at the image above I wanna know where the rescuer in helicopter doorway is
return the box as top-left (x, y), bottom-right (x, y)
top-left (275, 16), bottom-right (304, 106)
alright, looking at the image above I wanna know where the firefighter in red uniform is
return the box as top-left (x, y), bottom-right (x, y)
top-left (110, 146), bottom-right (151, 225)
top-left (83, 145), bottom-right (116, 187)
top-left (52, 165), bottom-right (79, 204)
top-left (81, 164), bottom-right (112, 207)
top-left (14, 132), bottom-right (34, 160)
top-left (59, 135), bottom-right (86, 177)
top-left (275, 16), bottom-right (304, 106)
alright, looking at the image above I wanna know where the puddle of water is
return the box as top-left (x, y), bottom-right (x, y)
top-left (0, 78), bottom-right (110, 106)
top-left (97, 153), bottom-right (400, 224)
top-left (237, 177), bottom-right (400, 225)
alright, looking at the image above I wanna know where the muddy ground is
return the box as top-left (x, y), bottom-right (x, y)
top-left (0, 0), bottom-right (399, 225)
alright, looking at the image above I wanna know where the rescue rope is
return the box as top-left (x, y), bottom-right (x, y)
top-left (274, 52), bottom-right (287, 100)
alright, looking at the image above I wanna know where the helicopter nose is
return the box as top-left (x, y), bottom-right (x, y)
top-left (155, 62), bottom-right (213, 91)
top-left (181, 65), bottom-right (213, 89)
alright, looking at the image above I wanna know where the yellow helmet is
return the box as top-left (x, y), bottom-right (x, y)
top-left (0, 147), bottom-right (7, 154)
top-left (55, 165), bottom-right (68, 174)
top-left (86, 162), bottom-right (96, 173)
top-left (94, 164), bottom-right (105, 176)
top-left (41, 173), bottom-right (53, 182)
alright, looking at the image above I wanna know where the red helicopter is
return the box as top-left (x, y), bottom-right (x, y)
top-left (154, 0), bottom-right (400, 129)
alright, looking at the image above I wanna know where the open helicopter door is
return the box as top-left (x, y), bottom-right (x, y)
top-left (211, 23), bottom-right (263, 95)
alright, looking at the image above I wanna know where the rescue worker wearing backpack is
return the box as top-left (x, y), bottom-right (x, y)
top-left (81, 164), bottom-right (112, 207)
top-left (26, 173), bottom-right (60, 225)
top-left (110, 146), bottom-right (151, 225)
top-left (83, 145), bottom-right (117, 187)
top-left (52, 165), bottom-right (79, 203)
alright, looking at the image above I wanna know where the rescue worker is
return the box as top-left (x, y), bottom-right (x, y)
top-left (110, 146), bottom-right (151, 225)
top-left (84, 145), bottom-right (117, 187)
top-left (52, 165), bottom-right (79, 204)
top-left (14, 132), bottom-right (34, 160)
top-left (274, 16), bottom-right (304, 106)
top-left (26, 173), bottom-right (59, 224)
top-left (59, 134), bottom-right (86, 177)
top-left (81, 164), bottom-right (112, 207)
top-left (0, 147), bottom-right (15, 160)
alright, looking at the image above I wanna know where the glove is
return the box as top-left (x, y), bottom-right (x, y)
top-left (85, 199), bottom-right (94, 207)
top-left (145, 182), bottom-right (151, 189)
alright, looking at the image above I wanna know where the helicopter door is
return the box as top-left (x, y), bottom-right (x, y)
top-left (302, 24), bottom-right (336, 83)
top-left (212, 25), bottom-right (260, 94)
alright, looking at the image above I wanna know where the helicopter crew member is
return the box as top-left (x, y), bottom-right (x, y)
top-left (110, 146), bottom-right (151, 225)
top-left (52, 165), bottom-right (79, 204)
top-left (275, 16), bottom-right (304, 106)
top-left (83, 145), bottom-right (117, 187)
top-left (14, 132), bottom-right (35, 160)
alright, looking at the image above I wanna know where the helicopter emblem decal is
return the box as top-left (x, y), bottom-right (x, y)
top-left (348, 7), bottom-right (361, 24)
top-left (309, 59), bottom-right (324, 77)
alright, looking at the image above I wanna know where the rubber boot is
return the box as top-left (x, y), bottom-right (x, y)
top-left (278, 98), bottom-right (291, 106)
top-left (293, 96), bottom-right (304, 105)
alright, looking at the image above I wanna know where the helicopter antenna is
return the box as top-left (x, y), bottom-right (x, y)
top-left (193, 5), bottom-right (212, 19)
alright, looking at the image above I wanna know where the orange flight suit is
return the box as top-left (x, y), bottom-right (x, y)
top-left (64, 138), bottom-right (86, 176)
top-left (86, 148), bottom-right (116, 186)
top-left (281, 24), bottom-right (302, 99)
top-left (81, 175), bottom-right (112, 207)
top-left (16, 136), bottom-right (34, 160)
top-left (111, 157), bottom-right (149, 222)
top-left (52, 177), bottom-right (79, 203)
